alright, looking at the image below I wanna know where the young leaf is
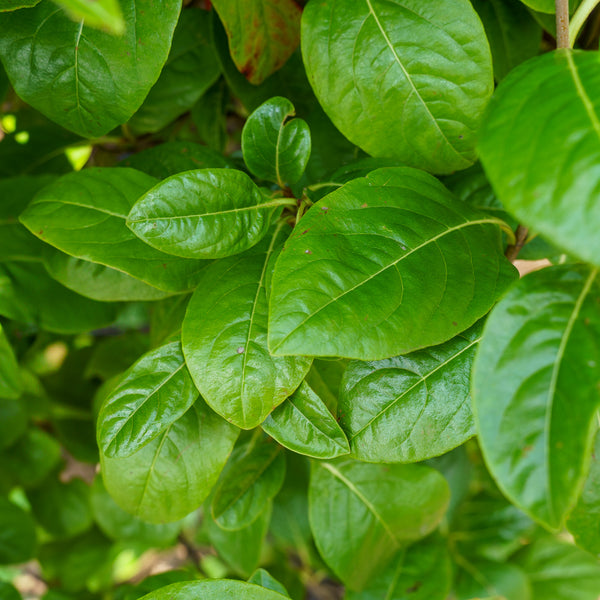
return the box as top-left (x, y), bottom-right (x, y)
top-left (248, 569), bottom-right (289, 597)
top-left (182, 225), bottom-right (312, 429)
top-left (0, 0), bottom-right (180, 136)
top-left (211, 0), bottom-right (301, 85)
top-left (262, 381), bottom-right (350, 459)
top-left (346, 535), bottom-right (452, 600)
top-left (19, 168), bottom-right (211, 293)
top-left (0, 324), bottom-right (21, 400)
top-left (52, 0), bottom-right (125, 35)
top-left (97, 342), bottom-right (199, 458)
top-left (269, 167), bottom-right (517, 360)
top-left (479, 51), bottom-right (600, 267)
top-left (211, 438), bottom-right (285, 531)
top-left (128, 169), bottom-right (292, 260)
top-left (301, 0), bottom-right (493, 174)
top-left (339, 322), bottom-right (480, 463)
top-left (242, 96), bottom-right (311, 187)
top-left (101, 399), bottom-right (239, 523)
top-left (137, 579), bottom-right (290, 600)
top-left (128, 9), bottom-right (220, 134)
top-left (473, 265), bottom-right (600, 529)
top-left (0, 497), bottom-right (37, 565)
top-left (309, 459), bottom-right (449, 590)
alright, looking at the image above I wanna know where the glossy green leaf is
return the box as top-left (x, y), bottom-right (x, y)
top-left (211, 438), bottom-right (285, 530)
top-left (479, 50), bottom-right (600, 267)
top-left (128, 9), bottom-right (220, 134)
top-left (212, 0), bottom-right (301, 85)
top-left (346, 535), bottom-right (452, 600)
top-left (28, 477), bottom-right (93, 539)
top-left (0, 397), bottom-right (27, 451)
top-left (473, 265), bottom-right (600, 529)
top-left (97, 342), bottom-right (199, 458)
top-left (473, 266), bottom-right (600, 528)
top-left (309, 459), bottom-right (449, 590)
top-left (301, 0), bottom-right (493, 174)
top-left (242, 96), bottom-right (310, 186)
top-left (567, 431), bottom-right (600, 553)
top-left (0, 0), bottom-right (40, 10)
top-left (90, 476), bottom-right (180, 546)
top-left (471, 0), bottom-right (542, 81)
top-left (20, 168), bottom-right (211, 293)
top-left (269, 167), bottom-right (517, 360)
top-left (52, 0), bottom-right (125, 35)
top-left (0, 0), bottom-right (181, 136)
top-left (454, 561), bottom-right (531, 600)
top-left (128, 169), bottom-right (291, 260)
top-left (206, 503), bottom-right (272, 578)
top-left (0, 324), bottom-right (21, 400)
top-left (339, 322), bottom-right (480, 463)
top-left (518, 536), bottom-right (600, 599)
top-left (44, 248), bottom-right (171, 302)
top-left (248, 569), bottom-right (289, 597)
top-left (182, 225), bottom-right (312, 429)
top-left (0, 497), bottom-right (37, 564)
top-left (137, 579), bottom-right (289, 600)
top-left (262, 381), bottom-right (350, 459)
top-left (119, 141), bottom-right (232, 180)
top-left (101, 399), bottom-right (238, 523)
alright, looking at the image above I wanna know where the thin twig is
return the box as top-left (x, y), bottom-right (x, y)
top-left (556, 0), bottom-right (571, 48)
top-left (505, 224), bottom-right (529, 262)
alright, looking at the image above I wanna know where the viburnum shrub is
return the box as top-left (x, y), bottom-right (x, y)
top-left (2, 0), bottom-right (600, 598)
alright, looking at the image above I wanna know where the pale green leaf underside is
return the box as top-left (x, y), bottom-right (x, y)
top-left (53, 0), bottom-right (125, 35)
top-left (269, 167), bottom-right (517, 361)
top-left (473, 265), bottom-right (600, 529)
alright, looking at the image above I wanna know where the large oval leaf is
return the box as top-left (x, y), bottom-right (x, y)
top-left (19, 168), bottom-right (210, 293)
top-left (309, 459), bottom-right (449, 590)
top-left (473, 265), bottom-right (600, 529)
top-left (183, 225), bottom-right (312, 429)
top-left (138, 579), bottom-right (289, 600)
top-left (262, 381), bottom-right (350, 459)
top-left (339, 322), bottom-right (480, 463)
top-left (97, 342), bottom-right (199, 458)
top-left (127, 169), bottom-right (293, 259)
top-left (0, 0), bottom-right (180, 137)
top-left (101, 399), bottom-right (239, 523)
top-left (268, 167), bottom-right (517, 360)
top-left (301, 0), bottom-right (493, 174)
top-left (479, 50), bottom-right (600, 267)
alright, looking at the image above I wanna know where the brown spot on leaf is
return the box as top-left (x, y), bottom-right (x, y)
top-left (406, 582), bottom-right (422, 593)
top-left (361, 203), bottom-right (368, 208)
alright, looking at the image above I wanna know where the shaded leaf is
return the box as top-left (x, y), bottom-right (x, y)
top-left (0, 497), bottom-right (37, 565)
top-left (0, 324), bottom-right (21, 399)
top-left (454, 561), bottom-right (531, 600)
top-left (248, 569), bottom-right (289, 597)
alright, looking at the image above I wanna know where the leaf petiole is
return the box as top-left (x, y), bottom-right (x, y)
top-left (569, 0), bottom-right (600, 47)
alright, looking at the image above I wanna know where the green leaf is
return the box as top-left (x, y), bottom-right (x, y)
top-left (473, 265), bottom-right (600, 529)
top-left (128, 9), bottom-right (220, 134)
top-left (206, 503), bottom-right (272, 578)
top-left (0, 396), bottom-right (28, 451)
top-left (211, 438), bottom-right (285, 530)
top-left (28, 477), bottom-right (93, 539)
top-left (0, 323), bottom-right (21, 399)
top-left (0, 582), bottom-right (22, 600)
top-left (0, 0), bottom-right (181, 136)
top-left (242, 96), bottom-right (311, 187)
top-left (136, 579), bottom-right (289, 600)
top-left (301, 0), bottom-right (493, 174)
top-left (567, 431), bottom-right (600, 554)
top-left (128, 169), bottom-right (291, 260)
top-left (19, 168), bottom-right (211, 293)
top-left (97, 342), bottom-right (199, 458)
top-left (471, 0), bottom-right (542, 81)
top-left (517, 536), bottom-right (600, 599)
top-left (52, 0), bottom-right (125, 35)
top-left (182, 225), bottom-right (312, 429)
top-left (0, 497), bottom-right (37, 564)
top-left (346, 535), bottom-right (452, 600)
top-left (454, 561), bottom-right (532, 600)
top-left (119, 141), bottom-right (232, 180)
top-left (339, 322), bottom-right (480, 463)
top-left (304, 359), bottom-right (348, 414)
top-left (0, 0), bottom-right (40, 10)
top-left (191, 79), bottom-right (229, 153)
top-left (44, 248), bottom-right (171, 302)
top-left (269, 167), bottom-right (517, 360)
top-left (309, 459), bottom-right (449, 590)
top-left (262, 381), bottom-right (350, 459)
top-left (478, 50), bottom-right (600, 267)
top-left (149, 294), bottom-right (190, 348)
top-left (211, 0), bottom-right (301, 85)
top-left (101, 399), bottom-right (239, 523)
top-left (248, 569), bottom-right (289, 597)
top-left (90, 476), bottom-right (180, 546)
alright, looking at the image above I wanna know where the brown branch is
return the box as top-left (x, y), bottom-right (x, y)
top-left (505, 224), bottom-right (529, 262)
top-left (556, 0), bottom-right (571, 48)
